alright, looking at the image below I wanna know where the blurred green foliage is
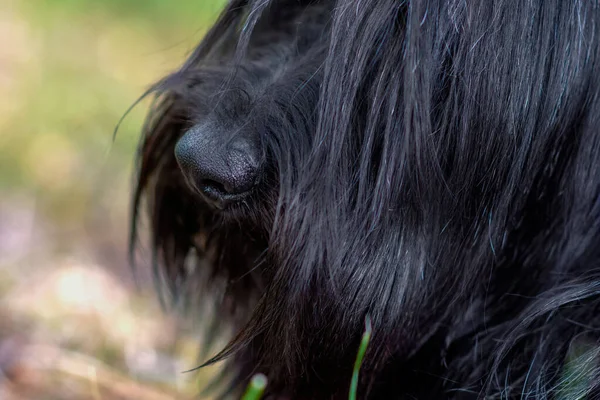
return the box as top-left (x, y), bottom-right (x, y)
top-left (0, 0), bottom-right (225, 233)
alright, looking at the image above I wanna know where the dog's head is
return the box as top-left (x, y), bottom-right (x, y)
top-left (131, 0), bottom-right (600, 398)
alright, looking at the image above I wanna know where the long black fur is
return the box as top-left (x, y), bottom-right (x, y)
top-left (130, 0), bottom-right (600, 398)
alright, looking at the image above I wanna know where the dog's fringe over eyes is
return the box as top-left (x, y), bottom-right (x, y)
top-left (130, 0), bottom-right (600, 398)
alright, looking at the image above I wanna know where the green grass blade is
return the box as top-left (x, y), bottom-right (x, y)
top-left (349, 316), bottom-right (372, 400)
top-left (241, 373), bottom-right (268, 400)
top-left (555, 343), bottom-right (598, 400)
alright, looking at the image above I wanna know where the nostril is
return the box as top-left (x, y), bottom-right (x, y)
top-left (196, 173), bottom-right (255, 205)
top-left (199, 179), bottom-right (230, 197)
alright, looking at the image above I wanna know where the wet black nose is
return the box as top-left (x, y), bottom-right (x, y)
top-left (174, 124), bottom-right (260, 206)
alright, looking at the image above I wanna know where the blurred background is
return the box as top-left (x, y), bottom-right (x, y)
top-left (0, 0), bottom-right (226, 398)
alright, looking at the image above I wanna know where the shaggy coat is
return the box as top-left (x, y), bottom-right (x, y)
top-left (131, 0), bottom-right (600, 398)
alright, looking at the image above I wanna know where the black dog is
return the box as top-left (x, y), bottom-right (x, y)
top-left (131, 0), bottom-right (600, 398)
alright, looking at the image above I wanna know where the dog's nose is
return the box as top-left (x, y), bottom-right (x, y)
top-left (175, 124), bottom-right (260, 205)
